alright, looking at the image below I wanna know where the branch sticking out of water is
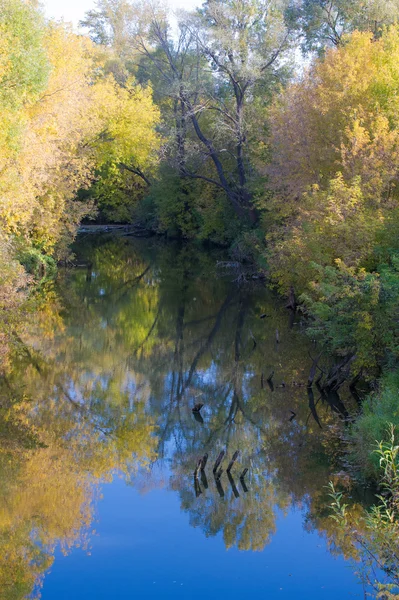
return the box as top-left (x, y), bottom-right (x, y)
top-left (213, 450), bottom-right (225, 474)
top-left (200, 453), bottom-right (208, 472)
top-left (227, 450), bottom-right (240, 474)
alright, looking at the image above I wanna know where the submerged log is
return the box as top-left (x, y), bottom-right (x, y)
top-left (249, 329), bottom-right (257, 349)
top-left (349, 371), bottom-right (363, 406)
top-left (194, 454), bottom-right (208, 479)
top-left (307, 387), bottom-right (322, 429)
top-left (349, 370), bottom-right (362, 390)
top-left (324, 355), bottom-right (356, 392)
top-left (326, 389), bottom-right (349, 421)
top-left (194, 477), bottom-right (202, 498)
top-left (193, 411), bottom-right (204, 424)
top-left (215, 476), bottom-right (225, 498)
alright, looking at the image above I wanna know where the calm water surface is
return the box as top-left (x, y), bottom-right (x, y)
top-left (2, 236), bottom-right (371, 599)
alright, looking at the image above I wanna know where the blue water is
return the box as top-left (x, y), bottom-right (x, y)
top-left (2, 236), bottom-right (373, 599)
top-left (42, 477), bottom-right (363, 599)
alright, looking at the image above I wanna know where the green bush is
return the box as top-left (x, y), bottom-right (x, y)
top-left (17, 248), bottom-right (57, 279)
top-left (301, 253), bottom-right (399, 372)
top-left (350, 371), bottom-right (399, 477)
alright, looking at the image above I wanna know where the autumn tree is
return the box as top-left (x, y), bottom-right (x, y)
top-left (266, 27), bottom-right (399, 371)
top-left (0, 0), bottom-right (161, 369)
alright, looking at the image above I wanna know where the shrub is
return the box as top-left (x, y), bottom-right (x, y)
top-left (350, 372), bottom-right (399, 477)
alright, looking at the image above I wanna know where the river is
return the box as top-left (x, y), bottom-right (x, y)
top-left (1, 234), bottom-right (373, 599)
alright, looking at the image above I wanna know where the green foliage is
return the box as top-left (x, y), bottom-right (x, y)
top-left (146, 170), bottom-right (202, 238)
top-left (267, 28), bottom-right (399, 377)
top-left (301, 255), bottom-right (399, 371)
top-left (350, 373), bottom-right (399, 477)
top-left (267, 174), bottom-right (386, 294)
top-left (16, 247), bottom-right (57, 280)
top-left (286, 0), bottom-right (399, 53)
top-left (87, 77), bottom-right (161, 222)
top-left (230, 228), bottom-right (266, 264)
top-left (81, 0), bottom-right (294, 233)
top-left (0, 235), bottom-right (28, 369)
top-left (268, 26), bottom-right (399, 206)
top-left (0, 0), bottom-right (50, 109)
top-left (89, 162), bottom-right (146, 223)
top-left (0, 0), bottom-right (161, 369)
top-left (144, 167), bottom-right (241, 243)
top-left (330, 425), bottom-right (399, 596)
top-left (80, 0), bottom-right (135, 52)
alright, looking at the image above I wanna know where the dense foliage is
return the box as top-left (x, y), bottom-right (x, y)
top-left (1, 0), bottom-right (399, 587)
top-left (267, 28), bottom-right (399, 379)
top-left (0, 0), bottom-right (160, 363)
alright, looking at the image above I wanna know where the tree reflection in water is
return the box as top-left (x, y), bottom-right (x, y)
top-left (0, 235), bottom-right (369, 598)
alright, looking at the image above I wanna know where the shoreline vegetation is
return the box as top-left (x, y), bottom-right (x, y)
top-left (0, 0), bottom-right (399, 594)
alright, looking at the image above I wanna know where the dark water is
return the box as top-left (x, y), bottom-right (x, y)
top-left (1, 235), bottom-right (371, 599)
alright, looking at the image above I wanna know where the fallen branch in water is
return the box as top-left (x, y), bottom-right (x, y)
top-left (308, 351), bottom-right (323, 388)
top-left (240, 468), bottom-right (248, 480)
top-left (216, 261), bottom-right (242, 269)
top-left (227, 472), bottom-right (240, 498)
top-left (194, 458), bottom-right (202, 479)
top-left (213, 450), bottom-right (225, 474)
top-left (323, 355), bottom-right (356, 392)
top-left (227, 450), bottom-right (240, 474)
top-left (200, 453), bottom-right (208, 471)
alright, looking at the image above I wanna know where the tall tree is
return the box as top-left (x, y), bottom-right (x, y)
top-left (190, 0), bottom-right (292, 221)
top-left (286, 0), bottom-right (399, 53)
top-left (82, 0), bottom-right (293, 225)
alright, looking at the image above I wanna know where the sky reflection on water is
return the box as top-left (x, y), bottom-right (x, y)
top-left (0, 236), bottom-right (371, 599)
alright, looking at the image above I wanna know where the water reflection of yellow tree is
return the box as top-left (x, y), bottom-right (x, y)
top-left (3, 237), bottom-right (363, 578)
top-left (54, 239), bottom-right (360, 557)
top-left (54, 239), bottom-right (378, 571)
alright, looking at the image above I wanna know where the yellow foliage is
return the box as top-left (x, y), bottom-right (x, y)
top-left (0, 1), bottom-right (161, 369)
top-left (91, 76), bottom-right (160, 184)
top-left (268, 26), bottom-right (399, 294)
top-left (269, 27), bottom-right (399, 203)
top-left (0, 10), bottom-right (160, 254)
